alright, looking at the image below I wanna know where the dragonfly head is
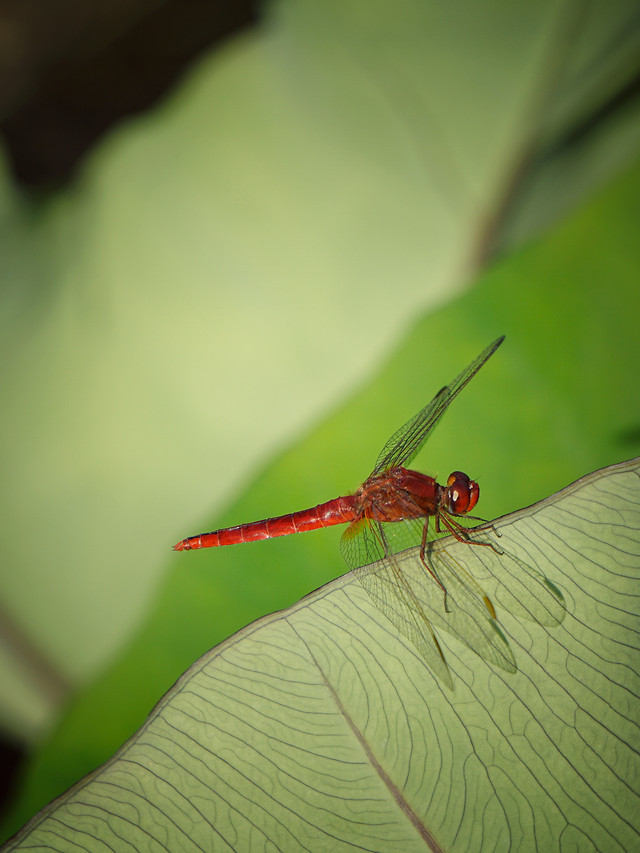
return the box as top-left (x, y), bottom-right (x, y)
top-left (445, 471), bottom-right (479, 515)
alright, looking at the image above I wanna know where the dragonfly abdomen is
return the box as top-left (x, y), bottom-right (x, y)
top-left (173, 495), bottom-right (358, 551)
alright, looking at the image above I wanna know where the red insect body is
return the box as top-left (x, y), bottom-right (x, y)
top-left (172, 466), bottom-right (479, 552)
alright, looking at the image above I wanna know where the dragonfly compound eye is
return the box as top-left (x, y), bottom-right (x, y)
top-left (446, 471), bottom-right (479, 514)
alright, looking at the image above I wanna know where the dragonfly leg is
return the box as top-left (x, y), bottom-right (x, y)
top-left (462, 515), bottom-right (504, 551)
top-left (441, 512), bottom-right (502, 552)
top-left (420, 518), bottom-right (450, 613)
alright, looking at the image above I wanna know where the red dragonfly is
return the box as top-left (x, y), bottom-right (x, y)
top-left (175, 337), bottom-right (509, 685)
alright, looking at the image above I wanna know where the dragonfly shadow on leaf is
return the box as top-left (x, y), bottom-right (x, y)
top-left (461, 524), bottom-right (567, 628)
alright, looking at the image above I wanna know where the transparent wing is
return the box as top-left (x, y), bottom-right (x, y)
top-left (340, 512), bottom-right (567, 686)
top-left (340, 514), bottom-right (517, 687)
top-left (341, 518), bottom-right (453, 688)
top-left (372, 336), bottom-right (504, 475)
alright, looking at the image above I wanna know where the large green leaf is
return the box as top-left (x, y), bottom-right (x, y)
top-left (4, 459), bottom-right (638, 852)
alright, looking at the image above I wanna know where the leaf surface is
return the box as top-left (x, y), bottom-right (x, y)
top-left (5, 460), bottom-right (639, 852)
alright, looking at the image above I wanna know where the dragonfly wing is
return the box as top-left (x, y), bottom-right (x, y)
top-left (342, 516), bottom-right (520, 681)
top-left (372, 336), bottom-right (504, 475)
top-left (341, 518), bottom-right (453, 688)
top-left (410, 522), bottom-right (566, 670)
top-left (387, 519), bottom-right (518, 674)
top-left (424, 541), bottom-right (517, 673)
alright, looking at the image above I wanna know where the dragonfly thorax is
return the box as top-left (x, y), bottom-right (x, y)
top-left (356, 466), bottom-right (441, 523)
top-left (354, 466), bottom-right (479, 524)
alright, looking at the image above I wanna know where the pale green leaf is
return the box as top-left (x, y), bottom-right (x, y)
top-left (5, 459), bottom-right (638, 852)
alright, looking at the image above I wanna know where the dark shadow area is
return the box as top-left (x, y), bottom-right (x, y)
top-left (0, 0), bottom-right (260, 188)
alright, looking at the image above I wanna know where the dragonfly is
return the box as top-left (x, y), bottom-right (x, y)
top-left (175, 336), bottom-right (518, 685)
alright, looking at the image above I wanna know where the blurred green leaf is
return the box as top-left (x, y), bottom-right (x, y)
top-left (4, 459), bottom-right (639, 852)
